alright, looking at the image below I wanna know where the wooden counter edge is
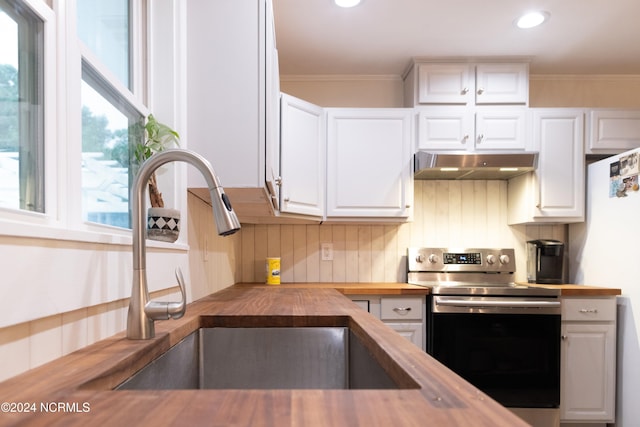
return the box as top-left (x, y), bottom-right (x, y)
top-left (237, 282), bottom-right (621, 296)
top-left (522, 283), bottom-right (622, 296)
top-left (233, 282), bottom-right (431, 295)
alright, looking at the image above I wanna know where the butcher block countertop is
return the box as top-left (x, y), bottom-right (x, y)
top-left (0, 285), bottom-right (528, 427)
top-left (521, 283), bottom-right (621, 296)
top-left (251, 282), bottom-right (432, 295)
top-left (254, 281), bottom-right (621, 297)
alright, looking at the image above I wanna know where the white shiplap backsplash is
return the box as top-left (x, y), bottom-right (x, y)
top-left (237, 180), bottom-right (567, 284)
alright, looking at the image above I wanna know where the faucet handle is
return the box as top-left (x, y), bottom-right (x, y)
top-left (144, 267), bottom-right (187, 321)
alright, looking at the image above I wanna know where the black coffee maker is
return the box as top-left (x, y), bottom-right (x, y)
top-left (526, 239), bottom-right (565, 284)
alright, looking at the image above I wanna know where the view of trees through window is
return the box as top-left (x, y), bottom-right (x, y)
top-left (81, 77), bottom-right (141, 229)
top-left (0, 63), bottom-right (18, 152)
top-left (0, 4), bottom-right (44, 213)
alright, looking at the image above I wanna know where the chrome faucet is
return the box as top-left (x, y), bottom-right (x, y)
top-left (127, 148), bottom-right (241, 339)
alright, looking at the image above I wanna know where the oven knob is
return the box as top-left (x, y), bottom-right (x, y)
top-left (486, 254), bottom-right (496, 265)
top-left (415, 254), bottom-right (425, 263)
top-left (499, 254), bottom-right (511, 265)
top-left (428, 254), bottom-right (440, 264)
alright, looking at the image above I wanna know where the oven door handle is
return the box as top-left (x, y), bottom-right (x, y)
top-left (434, 296), bottom-right (561, 309)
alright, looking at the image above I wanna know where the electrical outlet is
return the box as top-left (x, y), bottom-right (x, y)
top-left (321, 243), bottom-right (333, 261)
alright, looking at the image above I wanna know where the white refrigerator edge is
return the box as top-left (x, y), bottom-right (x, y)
top-left (568, 147), bottom-right (640, 427)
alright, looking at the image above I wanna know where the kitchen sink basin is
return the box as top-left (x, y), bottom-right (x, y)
top-left (116, 326), bottom-right (402, 390)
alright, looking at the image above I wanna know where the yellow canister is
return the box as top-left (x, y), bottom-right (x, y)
top-left (266, 257), bottom-right (281, 285)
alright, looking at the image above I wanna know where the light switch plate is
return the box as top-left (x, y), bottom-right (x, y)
top-left (321, 243), bottom-right (333, 261)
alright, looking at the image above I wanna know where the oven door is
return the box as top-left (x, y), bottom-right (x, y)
top-left (428, 296), bottom-right (561, 408)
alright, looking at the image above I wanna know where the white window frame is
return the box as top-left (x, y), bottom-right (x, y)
top-left (0, 0), bottom-right (188, 249)
top-left (0, 0), bottom-right (57, 230)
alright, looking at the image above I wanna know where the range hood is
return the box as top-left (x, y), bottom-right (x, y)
top-left (414, 151), bottom-right (538, 180)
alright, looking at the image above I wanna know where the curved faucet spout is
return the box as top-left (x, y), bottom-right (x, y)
top-left (127, 149), bottom-right (241, 340)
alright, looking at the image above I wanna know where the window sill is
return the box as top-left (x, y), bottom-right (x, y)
top-left (0, 217), bottom-right (189, 251)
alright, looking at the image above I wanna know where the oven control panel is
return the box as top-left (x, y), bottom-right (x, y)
top-left (408, 247), bottom-right (515, 273)
top-left (443, 252), bottom-right (482, 265)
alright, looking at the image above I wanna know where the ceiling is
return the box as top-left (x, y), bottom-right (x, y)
top-left (272, 0), bottom-right (640, 77)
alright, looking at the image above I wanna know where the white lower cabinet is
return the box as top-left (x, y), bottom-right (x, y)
top-left (349, 295), bottom-right (425, 350)
top-left (560, 297), bottom-right (617, 424)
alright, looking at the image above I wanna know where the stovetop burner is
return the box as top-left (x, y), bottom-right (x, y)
top-left (407, 247), bottom-right (560, 297)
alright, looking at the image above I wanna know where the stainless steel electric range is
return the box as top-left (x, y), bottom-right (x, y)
top-left (408, 247), bottom-right (561, 422)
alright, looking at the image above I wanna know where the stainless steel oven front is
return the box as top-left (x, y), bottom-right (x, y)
top-left (408, 248), bottom-right (561, 411)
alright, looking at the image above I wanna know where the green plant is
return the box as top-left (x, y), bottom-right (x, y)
top-left (134, 114), bottom-right (180, 208)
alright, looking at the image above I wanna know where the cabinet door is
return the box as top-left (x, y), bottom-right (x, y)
top-left (561, 323), bottom-right (616, 422)
top-left (475, 63), bottom-right (529, 105)
top-left (279, 94), bottom-right (325, 218)
top-left (508, 109), bottom-right (585, 224)
top-left (417, 64), bottom-right (472, 105)
top-left (326, 109), bottom-right (413, 218)
top-left (186, 0), bottom-right (278, 195)
top-left (265, 0), bottom-right (281, 208)
top-left (535, 110), bottom-right (585, 219)
top-left (417, 108), bottom-right (474, 150)
top-left (588, 109), bottom-right (640, 154)
top-left (384, 322), bottom-right (424, 350)
top-left (418, 108), bottom-right (527, 151)
top-left (475, 108), bottom-right (527, 150)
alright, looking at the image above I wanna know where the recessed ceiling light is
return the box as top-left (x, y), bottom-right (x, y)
top-left (516, 11), bottom-right (550, 29)
top-left (335, 0), bottom-right (361, 7)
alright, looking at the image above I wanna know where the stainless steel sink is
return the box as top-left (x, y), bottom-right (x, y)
top-left (116, 327), bottom-right (401, 390)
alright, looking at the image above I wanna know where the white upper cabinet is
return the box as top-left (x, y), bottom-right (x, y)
top-left (508, 109), bottom-right (585, 224)
top-left (279, 93), bottom-right (325, 218)
top-left (186, 0), bottom-right (280, 216)
top-left (417, 107), bottom-right (528, 151)
top-left (326, 109), bottom-right (413, 219)
top-left (410, 60), bottom-right (530, 153)
top-left (407, 61), bottom-right (529, 106)
top-left (417, 64), bottom-right (472, 104)
top-left (265, 0), bottom-right (281, 208)
top-left (587, 109), bottom-right (640, 154)
top-left (474, 64), bottom-right (529, 105)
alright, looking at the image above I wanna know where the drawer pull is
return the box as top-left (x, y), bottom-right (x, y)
top-left (579, 308), bottom-right (598, 314)
top-left (393, 307), bottom-right (412, 313)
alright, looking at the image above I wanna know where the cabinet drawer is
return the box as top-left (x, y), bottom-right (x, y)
top-left (380, 297), bottom-right (423, 320)
top-left (562, 298), bottom-right (616, 322)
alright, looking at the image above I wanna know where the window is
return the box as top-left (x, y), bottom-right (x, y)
top-left (78, 0), bottom-right (145, 229)
top-left (81, 63), bottom-right (142, 228)
top-left (0, 0), bottom-right (45, 213)
top-left (76, 0), bottom-right (130, 89)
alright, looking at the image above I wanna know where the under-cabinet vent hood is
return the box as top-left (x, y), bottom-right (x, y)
top-left (414, 151), bottom-right (538, 180)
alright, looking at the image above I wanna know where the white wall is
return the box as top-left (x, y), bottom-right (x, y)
top-left (0, 193), bottom-right (240, 382)
top-left (281, 75), bottom-right (404, 108)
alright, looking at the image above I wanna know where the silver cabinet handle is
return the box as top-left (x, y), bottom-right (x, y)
top-left (477, 134), bottom-right (484, 143)
top-left (393, 307), bottom-right (412, 313)
top-left (461, 87), bottom-right (469, 95)
top-left (477, 88), bottom-right (485, 95)
top-left (579, 308), bottom-right (599, 313)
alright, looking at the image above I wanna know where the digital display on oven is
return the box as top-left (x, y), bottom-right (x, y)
top-left (443, 252), bottom-right (482, 264)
